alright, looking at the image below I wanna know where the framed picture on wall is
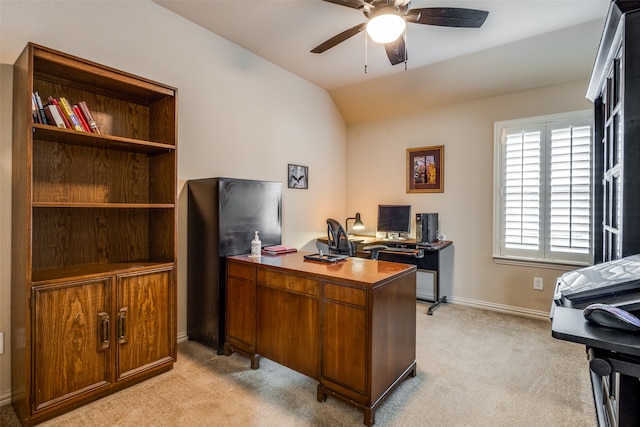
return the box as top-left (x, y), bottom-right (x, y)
top-left (406, 145), bottom-right (444, 193)
top-left (288, 164), bottom-right (308, 189)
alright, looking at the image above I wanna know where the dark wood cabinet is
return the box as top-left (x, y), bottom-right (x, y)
top-left (11, 43), bottom-right (177, 425)
top-left (588, 1), bottom-right (640, 262)
top-left (224, 253), bottom-right (416, 426)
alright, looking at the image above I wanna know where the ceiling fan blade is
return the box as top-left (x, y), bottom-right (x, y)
top-left (311, 22), bottom-right (367, 54)
top-left (384, 36), bottom-right (406, 66)
top-left (406, 7), bottom-right (489, 28)
top-left (321, 0), bottom-right (371, 11)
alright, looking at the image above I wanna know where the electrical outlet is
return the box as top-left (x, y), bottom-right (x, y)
top-left (0, 332), bottom-right (4, 354)
top-left (533, 277), bottom-right (544, 291)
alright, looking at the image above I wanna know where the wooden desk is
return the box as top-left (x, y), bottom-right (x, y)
top-left (224, 252), bottom-right (417, 426)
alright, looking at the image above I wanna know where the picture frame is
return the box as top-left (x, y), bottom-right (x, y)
top-left (406, 145), bottom-right (444, 193)
top-left (288, 164), bottom-right (308, 189)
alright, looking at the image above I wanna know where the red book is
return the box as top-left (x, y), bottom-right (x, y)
top-left (73, 105), bottom-right (91, 132)
top-left (261, 245), bottom-right (298, 255)
top-left (77, 101), bottom-right (101, 134)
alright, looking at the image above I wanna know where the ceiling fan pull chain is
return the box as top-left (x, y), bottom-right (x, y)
top-left (364, 33), bottom-right (368, 74)
top-left (404, 26), bottom-right (408, 70)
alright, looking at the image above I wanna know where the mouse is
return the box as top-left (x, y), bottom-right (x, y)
top-left (583, 303), bottom-right (640, 332)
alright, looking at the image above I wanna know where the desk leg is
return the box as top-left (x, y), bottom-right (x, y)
top-left (317, 361), bottom-right (416, 427)
top-left (428, 295), bottom-right (447, 315)
top-left (428, 268), bottom-right (446, 315)
top-left (223, 342), bottom-right (262, 369)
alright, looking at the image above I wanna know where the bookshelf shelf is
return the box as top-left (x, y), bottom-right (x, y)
top-left (32, 124), bottom-right (176, 154)
top-left (33, 202), bottom-right (175, 208)
top-left (32, 261), bottom-right (176, 284)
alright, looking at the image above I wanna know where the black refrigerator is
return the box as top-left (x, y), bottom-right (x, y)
top-left (187, 177), bottom-right (282, 352)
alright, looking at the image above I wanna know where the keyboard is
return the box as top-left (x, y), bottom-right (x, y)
top-left (386, 247), bottom-right (415, 253)
top-left (303, 253), bottom-right (348, 263)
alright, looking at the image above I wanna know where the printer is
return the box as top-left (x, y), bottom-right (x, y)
top-left (551, 254), bottom-right (640, 317)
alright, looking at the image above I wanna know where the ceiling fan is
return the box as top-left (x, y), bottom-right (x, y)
top-left (311, 0), bottom-right (489, 66)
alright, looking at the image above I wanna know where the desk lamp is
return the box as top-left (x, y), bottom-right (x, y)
top-left (346, 213), bottom-right (365, 236)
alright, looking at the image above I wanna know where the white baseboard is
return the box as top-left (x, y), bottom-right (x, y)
top-left (177, 331), bottom-right (188, 344)
top-left (444, 296), bottom-right (550, 320)
top-left (1, 390), bottom-right (12, 407)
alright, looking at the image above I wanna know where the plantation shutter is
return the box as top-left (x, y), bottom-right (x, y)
top-left (549, 125), bottom-right (592, 254)
top-left (504, 130), bottom-right (541, 251)
top-left (494, 111), bottom-right (592, 265)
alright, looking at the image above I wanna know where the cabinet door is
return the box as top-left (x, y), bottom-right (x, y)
top-left (257, 286), bottom-right (320, 378)
top-left (256, 270), bottom-right (320, 379)
top-left (226, 262), bottom-right (257, 351)
top-left (116, 268), bottom-right (175, 381)
top-left (321, 283), bottom-right (368, 394)
top-left (33, 277), bottom-right (112, 412)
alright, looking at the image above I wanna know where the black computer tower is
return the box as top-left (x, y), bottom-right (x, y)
top-left (416, 213), bottom-right (438, 243)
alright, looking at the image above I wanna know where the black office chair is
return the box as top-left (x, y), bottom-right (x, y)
top-left (326, 218), bottom-right (356, 257)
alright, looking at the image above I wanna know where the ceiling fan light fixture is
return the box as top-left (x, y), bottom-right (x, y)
top-left (366, 14), bottom-right (406, 44)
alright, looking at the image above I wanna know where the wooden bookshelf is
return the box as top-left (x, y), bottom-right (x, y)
top-left (11, 43), bottom-right (177, 425)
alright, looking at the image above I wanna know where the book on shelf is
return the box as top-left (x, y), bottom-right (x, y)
top-left (32, 94), bottom-right (101, 134)
top-left (261, 245), bottom-right (298, 255)
top-left (77, 101), bottom-right (101, 134)
top-left (58, 97), bottom-right (84, 132)
top-left (31, 93), bottom-right (39, 123)
top-left (47, 97), bottom-right (72, 129)
top-left (72, 104), bottom-right (91, 132)
top-left (43, 104), bottom-right (66, 128)
top-left (33, 92), bottom-right (48, 125)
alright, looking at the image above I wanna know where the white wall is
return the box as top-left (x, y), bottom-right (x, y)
top-left (346, 80), bottom-right (593, 315)
top-left (0, 0), bottom-right (346, 403)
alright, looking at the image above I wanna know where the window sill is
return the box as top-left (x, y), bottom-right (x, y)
top-left (493, 256), bottom-right (591, 271)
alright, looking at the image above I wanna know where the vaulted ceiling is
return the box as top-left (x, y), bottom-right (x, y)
top-left (155, 0), bottom-right (610, 123)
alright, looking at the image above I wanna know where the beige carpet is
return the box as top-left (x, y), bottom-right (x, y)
top-left (1, 303), bottom-right (595, 426)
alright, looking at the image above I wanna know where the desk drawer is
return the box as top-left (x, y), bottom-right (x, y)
top-left (258, 269), bottom-right (318, 297)
top-left (323, 283), bottom-right (367, 307)
top-left (228, 261), bottom-right (255, 281)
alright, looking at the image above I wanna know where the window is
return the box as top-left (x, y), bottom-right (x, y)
top-left (493, 111), bottom-right (593, 266)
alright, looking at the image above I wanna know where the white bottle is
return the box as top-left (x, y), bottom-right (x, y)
top-left (249, 230), bottom-right (261, 258)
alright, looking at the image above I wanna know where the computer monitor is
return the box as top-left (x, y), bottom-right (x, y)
top-left (377, 205), bottom-right (411, 239)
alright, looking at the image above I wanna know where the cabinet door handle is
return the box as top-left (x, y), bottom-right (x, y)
top-left (98, 312), bottom-right (110, 350)
top-left (118, 308), bottom-right (127, 344)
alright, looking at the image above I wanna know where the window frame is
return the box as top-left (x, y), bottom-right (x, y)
top-left (493, 110), bottom-right (593, 268)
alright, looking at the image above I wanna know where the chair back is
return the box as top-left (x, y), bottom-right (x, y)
top-left (326, 218), bottom-right (355, 256)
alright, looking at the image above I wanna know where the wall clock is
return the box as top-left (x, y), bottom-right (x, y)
top-left (288, 164), bottom-right (308, 189)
